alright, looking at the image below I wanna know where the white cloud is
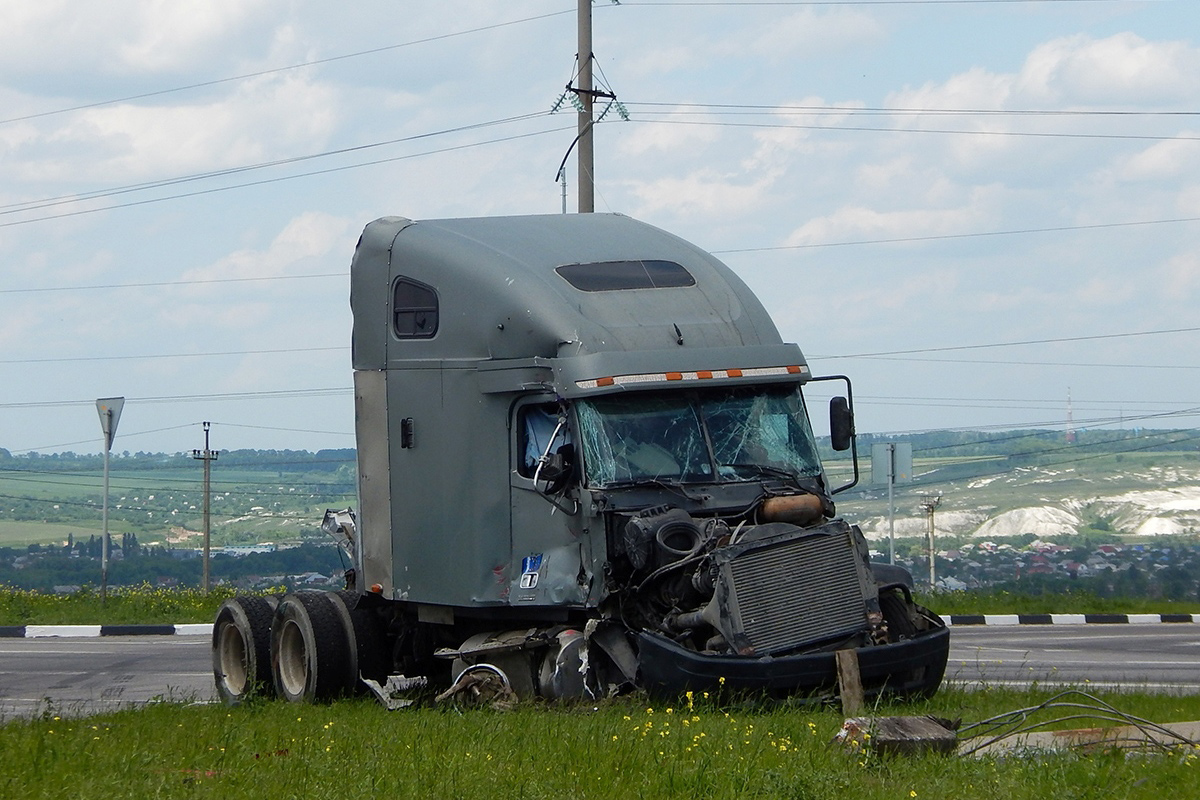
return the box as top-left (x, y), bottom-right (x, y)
top-left (1157, 251), bottom-right (1200, 303)
top-left (617, 113), bottom-right (720, 157)
top-left (117, 1), bottom-right (270, 72)
top-left (6, 5), bottom-right (1200, 452)
top-left (1114, 134), bottom-right (1200, 183)
top-left (0, 0), bottom-right (272, 77)
top-left (1017, 33), bottom-right (1200, 107)
top-left (783, 203), bottom-right (984, 248)
top-left (628, 171), bottom-right (776, 219)
top-left (184, 211), bottom-right (356, 283)
top-left (7, 73), bottom-right (341, 184)
top-left (722, 9), bottom-right (886, 62)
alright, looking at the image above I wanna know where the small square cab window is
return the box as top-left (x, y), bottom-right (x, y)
top-left (393, 278), bottom-right (438, 338)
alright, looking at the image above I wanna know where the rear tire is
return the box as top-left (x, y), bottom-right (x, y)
top-left (271, 592), bottom-right (354, 702)
top-left (330, 590), bottom-right (389, 687)
top-left (213, 596), bottom-right (276, 705)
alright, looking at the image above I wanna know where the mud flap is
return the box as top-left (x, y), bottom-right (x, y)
top-left (586, 619), bottom-right (640, 691)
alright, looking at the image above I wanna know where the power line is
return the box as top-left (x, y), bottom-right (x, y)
top-left (6, 325), bottom-right (1193, 375)
top-left (907, 430), bottom-right (1200, 492)
top-left (0, 273), bottom-right (345, 296)
top-left (864, 406), bottom-right (1200, 437)
top-left (906, 423), bottom-right (1187, 457)
top-left (0, 388), bottom-right (352, 412)
top-left (628, 115), bottom-right (1200, 143)
top-left (855, 394), bottom-right (1199, 409)
top-left (712, 216), bottom-right (1200, 253)
top-left (626, 101), bottom-right (1200, 118)
top-left (5, 424), bottom-right (202, 455)
top-left (625, 0), bottom-right (1141, 6)
top-left (0, 124), bottom-right (573, 230)
top-left (215, 422), bottom-right (354, 437)
top-left (814, 354), bottom-right (1200, 371)
top-left (7, 211), bottom-right (1200, 295)
top-left (0, 10), bottom-right (575, 127)
top-left (0, 346), bottom-right (347, 366)
top-left (1, 112), bottom-right (550, 218)
top-left (822, 326), bottom-right (1200, 358)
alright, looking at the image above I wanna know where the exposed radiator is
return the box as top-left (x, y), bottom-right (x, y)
top-left (709, 521), bottom-right (876, 656)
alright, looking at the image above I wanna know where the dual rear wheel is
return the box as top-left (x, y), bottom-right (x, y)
top-left (212, 591), bottom-right (383, 704)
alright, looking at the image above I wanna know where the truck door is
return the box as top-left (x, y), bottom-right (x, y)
top-left (507, 399), bottom-right (592, 607)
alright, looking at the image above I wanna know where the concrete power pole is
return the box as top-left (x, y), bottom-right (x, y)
top-left (577, 0), bottom-right (594, 213)
top-left (192, 422), bottom-right (218, 593)
top-left (920, 494), bottom-right (942, 588)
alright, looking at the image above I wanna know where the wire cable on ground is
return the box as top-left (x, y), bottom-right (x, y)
top-left (958, 689), bottom-right (1200, 757)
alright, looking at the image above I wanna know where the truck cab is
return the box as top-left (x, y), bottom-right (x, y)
top-left (213, 213), bottom-right (949, 704)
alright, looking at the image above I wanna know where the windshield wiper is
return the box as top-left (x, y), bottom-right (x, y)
top-left (721, 463), bottom-right (798, 482)
top-left (602, 477), bottom-right (707, 501)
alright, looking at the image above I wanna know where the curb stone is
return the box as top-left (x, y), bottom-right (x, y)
top-left (0, 623), bottom-right (211, 638)
top-left (945, 613), bottom-right (1197, 626)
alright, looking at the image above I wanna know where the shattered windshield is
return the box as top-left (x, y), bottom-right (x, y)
top-left (576, 385), bottom-right (823, 487)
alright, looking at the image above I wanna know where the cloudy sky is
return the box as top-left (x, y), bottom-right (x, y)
top-left (2, 0), bottom-right (1198, 456)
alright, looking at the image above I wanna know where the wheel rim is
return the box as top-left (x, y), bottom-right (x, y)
top-left (217, 624), bottom-right (249, 695)
top-left (277, 619), bottom-right (309, 697)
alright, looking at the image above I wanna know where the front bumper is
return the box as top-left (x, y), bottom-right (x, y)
top-left (637, 626), bottom-right (950, 699)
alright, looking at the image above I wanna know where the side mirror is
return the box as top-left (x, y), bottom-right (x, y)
top-left (537, 443), bottom-right (575, 495)
top-left (830, 396), bottom-right (854, 452)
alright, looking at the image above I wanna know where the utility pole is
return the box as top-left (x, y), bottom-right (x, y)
top-left (871, 442), bottom-right (911, 565)
top-left (192, 422), bottom-right (218, 593)
top-left (577, 0), bottom-right (594, 213)
top-left (96, 397), bottom-right (124, 603)
top-left (920, 494), bottom-right (942, 588)
top-left (887, 444), bottom-right (896, 565)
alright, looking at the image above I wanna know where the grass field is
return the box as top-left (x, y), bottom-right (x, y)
top-left (5, 448), bottom-right (1197, 550)
top-left (0, 520), bottom-right (100, 546)
top-left (1, 688), bottom-right (1197, 799)
top-left (922, 588), bottom-right (1200, 616)
top-left (0, 585), bottom-right (250, 625)
top-left (0, 465), bottom-right (353, 548)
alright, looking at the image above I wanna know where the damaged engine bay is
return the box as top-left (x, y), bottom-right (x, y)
top-left (421, 503), bottom-right (949, 704)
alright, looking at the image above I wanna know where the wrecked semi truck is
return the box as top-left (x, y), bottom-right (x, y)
top-left (213, 213), bottom-right (950, 704)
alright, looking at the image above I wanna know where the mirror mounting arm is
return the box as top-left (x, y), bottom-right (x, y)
top-left (808, 374), bottom-right (859, 494)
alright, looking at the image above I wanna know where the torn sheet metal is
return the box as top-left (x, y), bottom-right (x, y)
top-left (362, 674), bottom-right (428, 710)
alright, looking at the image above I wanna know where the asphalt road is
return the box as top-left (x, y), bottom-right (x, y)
top-left (946, 623), bottom-right (1200, 692)
top-left (0, 624), bottom-right (1197, 719)
top-left (0, 634), bottom-right (215, 720)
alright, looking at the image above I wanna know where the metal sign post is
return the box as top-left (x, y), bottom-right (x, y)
top-left (96, 397), bottom-right (124, 602)
top-left (871, 442), bottom-right (912, 565)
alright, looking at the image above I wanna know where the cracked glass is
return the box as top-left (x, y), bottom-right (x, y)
top-left (576, 385), bottom-right (823, 487)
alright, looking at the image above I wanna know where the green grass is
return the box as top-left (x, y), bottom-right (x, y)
top-left (2, 689), bottom-right (1198, 799)
top-left (0, 520), bottom-right (99, 546)
top-left (0, 585), bottom-right (252, 625)
top-left (922, 588), bottom-right (1200, 616)
top-left (3, 586), bottom-right (1195, 626)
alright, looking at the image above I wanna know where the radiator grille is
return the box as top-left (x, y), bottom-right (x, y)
top-left (723, 528), bottom-right (871, 655)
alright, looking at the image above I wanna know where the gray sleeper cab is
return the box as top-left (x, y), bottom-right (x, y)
top-left (211, 212), bottom-right (949, 705)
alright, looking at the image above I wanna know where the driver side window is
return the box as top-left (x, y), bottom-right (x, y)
top-left (518, 404), bottom-right (571, 479)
